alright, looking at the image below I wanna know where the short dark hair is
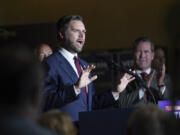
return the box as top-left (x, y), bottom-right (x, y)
top-left (0, 42), bottom-right (44, 110)
top-left (133, 37), bottom-right (154, 52)
top-left (56, 15), bottom-right (83, 41)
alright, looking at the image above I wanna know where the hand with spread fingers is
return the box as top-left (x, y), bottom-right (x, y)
top-left (117, 71), bottom-right (135, 93)
top-left (152, 52), bottom-right (166, 87)
top-left (156, 63), bottom-right (165, 86)
top-left (75, 64), bottom-right (98, 89)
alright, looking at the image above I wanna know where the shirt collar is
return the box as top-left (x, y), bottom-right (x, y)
top-left (59, 48), bottom-right (78, 60)
top-left (136, 68), bottom-right (151, 75)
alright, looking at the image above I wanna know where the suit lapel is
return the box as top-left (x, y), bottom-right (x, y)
top-left (78, 58), bottom-right (88, 69)
top-left (55, 52), bottom-right (88, 104)
top-left (54, 52), bottom-right (78, 82)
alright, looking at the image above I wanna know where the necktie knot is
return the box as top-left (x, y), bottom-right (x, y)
top-left (73, 56), bottom-right (78, 61)
top-left (141, 72), bottom-right (147, 80)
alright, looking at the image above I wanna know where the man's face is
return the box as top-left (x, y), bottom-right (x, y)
top-left (134, 41), bottom-right (154, 71)
top-left (62, 20), bottom-right (86, 54)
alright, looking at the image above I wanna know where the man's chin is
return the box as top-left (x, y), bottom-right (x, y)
top-left (69, 46), bottom-right (83, 53)
top-left (137, 64), bottom-right (149, 70)
top-left (76, 47), bottom-right (83, 53)
top-left (72, 49), bottom-right (82, 54)
top-left (140, 66), bottom-right (150, 70)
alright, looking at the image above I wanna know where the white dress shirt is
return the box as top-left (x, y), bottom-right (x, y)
top-left (59, 48), bottom-right (82, 95)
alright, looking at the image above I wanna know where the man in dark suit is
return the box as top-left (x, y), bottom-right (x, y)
top-left (0, 43), bottom-right (54, 135)
top-left (93, 37), bottom-right (172, 109)
top-left (43, 15), bottom-right (97, 122)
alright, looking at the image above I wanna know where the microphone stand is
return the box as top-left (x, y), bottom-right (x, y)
top-left (93, 53), bottom-right (156, 104)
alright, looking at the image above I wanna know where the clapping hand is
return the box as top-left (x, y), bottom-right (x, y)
top-left (116, 71), bottom-right (135, 93)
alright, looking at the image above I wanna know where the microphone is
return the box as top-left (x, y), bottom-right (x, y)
top-left (92, 52), bottom-right (156, 104)
top-left (92, 53), bottom-right (136, 77)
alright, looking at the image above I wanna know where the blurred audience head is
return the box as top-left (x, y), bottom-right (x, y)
top-left (34, 43), bottom-right (53, 62)
top-left (0, 41), bottom-right (45, 119)
top-left (127, 104), bottom-right (179, 135)
top-left (37, 109), bottom-right (77, 135)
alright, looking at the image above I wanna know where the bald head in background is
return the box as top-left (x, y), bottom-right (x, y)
top-left (35, 43), bottom-right (53, 62)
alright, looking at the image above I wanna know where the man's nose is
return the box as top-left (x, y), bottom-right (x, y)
top-left (140, 52), bottom-right (146, 58)
top-left (79, 31), bottom-right (84, 38)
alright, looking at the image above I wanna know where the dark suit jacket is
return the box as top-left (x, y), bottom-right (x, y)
top-left (43, 51), bottom-right (94, 121)
top-left (93, 72), bottom-right (172, 110)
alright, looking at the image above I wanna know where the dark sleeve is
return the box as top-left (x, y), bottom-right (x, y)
top-left (42, 61), bottom-right (78, 111)
top-left (149, 74), bottom-right (173, 102)
top-left (162, 74), bottom-right (173, 99)
top-left (118, 87), bottom-right (140, 107)
top-left (92, 90), bottom-right (119, 110)
top-left (92, 80), bottom-right (143, 109)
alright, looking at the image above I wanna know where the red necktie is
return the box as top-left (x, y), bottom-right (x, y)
top-left (141, 72), bottom-right (148, 98)
top-left (141, 72), bottom-right (147, 80)
top-left (73, 56), bottom-right (88, 101)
